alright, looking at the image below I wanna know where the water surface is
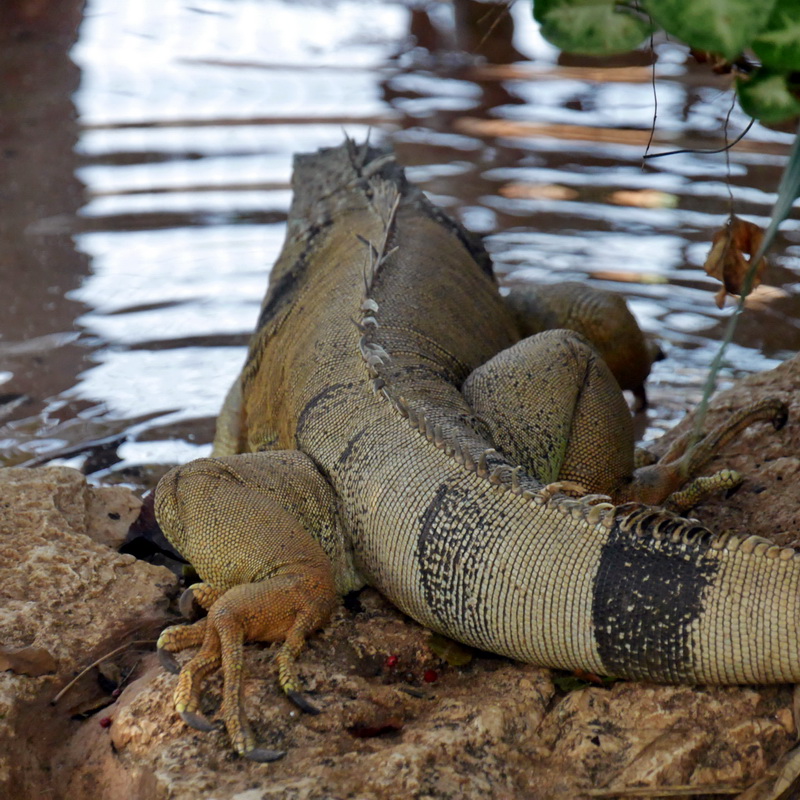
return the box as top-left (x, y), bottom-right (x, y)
top-left (1, 0), bottom-right (797, 490)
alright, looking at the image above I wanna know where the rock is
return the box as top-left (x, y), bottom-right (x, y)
top-left (5, 356), bottom-right (800, 799)
top-left (61, 592), bottom-right (557, 800)
top-left (0, 466), bottom-right (177, 798)
top-left (0, 466), bottom-right (142, 549)
top-left (86, 484), bottom-right (142, 549)
top-left (527, 683), bottom-right (795, 797)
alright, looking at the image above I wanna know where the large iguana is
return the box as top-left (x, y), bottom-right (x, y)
top-left (155, 141), bottom-right (793, 761)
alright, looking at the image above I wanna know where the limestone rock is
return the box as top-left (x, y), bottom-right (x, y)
top-left (86, 484), bottom-right (142, 549)
top-left (0, 466), bottom-right (176, 798)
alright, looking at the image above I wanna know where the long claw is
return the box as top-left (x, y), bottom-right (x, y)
top-left (179, 587), bottom-right (201, 619)
top-left (244, 747), bottom-right (286, 763)
top-left (179, 710), bottom-right (219, 732)
top-left (287, 690), bottom-right (321, 715)
top-left (158, 648), bottom-right (181, 675)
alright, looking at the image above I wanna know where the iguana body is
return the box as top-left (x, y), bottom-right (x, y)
top-left (156, 143), bottom-right (795, 759)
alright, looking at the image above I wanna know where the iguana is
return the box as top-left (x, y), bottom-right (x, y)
top-left (155, 142), bottom-right (793, 761)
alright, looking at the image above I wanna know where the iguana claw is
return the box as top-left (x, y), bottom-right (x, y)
top-left (178, 587), bottom-right (201, 619)
top-left (157, 647), bottom-right (181, 675)
top-left (179, 710), bottom-right (219, 732)
top-left (243, 747), bottom-right (287, 763)
top-left (287, 690), bottom-right (321, 715)
top-left (179, 582), bottom-right (225, 619)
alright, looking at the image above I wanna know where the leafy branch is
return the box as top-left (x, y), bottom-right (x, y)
top-left (533, 0), bottom-right (800, 124)
top-left (532, 0), bottom-right (800, 436)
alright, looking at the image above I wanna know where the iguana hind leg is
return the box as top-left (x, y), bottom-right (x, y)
top-left (154, 452), bottom-right (341, 759)
top-left (463, 329), bottom-right (635, 494)
top-left (503, 282), bottom-right (662, 410)
top-left (463, 329), bottom-right (787, 509)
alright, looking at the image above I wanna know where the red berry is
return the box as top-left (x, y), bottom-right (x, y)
top-left (385, 655), bottom-right (399, 669)
top-left (423, 669), bottom-right (438, 683)
top-left (99, 717), bottom-right (113, 729)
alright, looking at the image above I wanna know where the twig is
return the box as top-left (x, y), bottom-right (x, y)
top-left (51, 639), bottom-right (156, 705)
top-left (643, 118), bottom-right (755, 160)
top-left (643, 31), bottom-right (658, 166)
top-left (587, 783), bottom-right (744, 797)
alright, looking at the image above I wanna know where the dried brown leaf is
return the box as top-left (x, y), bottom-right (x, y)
top-left (704, 215), bottom-right (768, 308)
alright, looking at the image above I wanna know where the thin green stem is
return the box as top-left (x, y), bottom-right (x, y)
top-left (690, 121), bottom-right (800, 446)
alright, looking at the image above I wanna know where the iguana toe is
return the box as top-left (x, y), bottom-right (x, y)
top-left (287, 690), bottom-right (321, 715)
top-left (664, 469), bottom-right (743, 513)
top-left (179, 709), bottom-right (219, 732)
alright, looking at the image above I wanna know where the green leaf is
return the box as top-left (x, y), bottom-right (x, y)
top-left (752, 0), bottom-right (800, 71)
top-left (737, 69), bottom-right (800, 124)
top-left (644, 0), bottom-right (776, 60)
top-left (534, 0), bottom-right (653, 56)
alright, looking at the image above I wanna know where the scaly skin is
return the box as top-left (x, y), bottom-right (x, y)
top-left (504, 281), bottom-right (663, 410)
top-left (155, 142), bottom-right (795, 759)
top-left (462, 332), bottom-right (787, 510)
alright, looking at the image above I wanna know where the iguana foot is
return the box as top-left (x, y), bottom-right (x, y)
top-left (623, 398), bottom-right (787, 508)
top-left (154, 453), bottom-right (344, 759)
top-left (156, 574), bottom-right (335, 759)
top-left (663, 469), bottom-right (743, 513)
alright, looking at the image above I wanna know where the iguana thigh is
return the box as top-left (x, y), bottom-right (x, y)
top-left (462, 328), bottom-right (634, 493)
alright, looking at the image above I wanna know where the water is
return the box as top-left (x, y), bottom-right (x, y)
top-left (1, 0), bottom-right (798, 490)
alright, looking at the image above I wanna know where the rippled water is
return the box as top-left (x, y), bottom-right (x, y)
top-left (1, 0), bottom-right (798, 490)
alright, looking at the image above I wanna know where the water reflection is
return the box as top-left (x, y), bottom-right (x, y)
top-left (0, 0), bottom-right (797, 487)
top-left (0, 0), bottom-right (89, 425)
